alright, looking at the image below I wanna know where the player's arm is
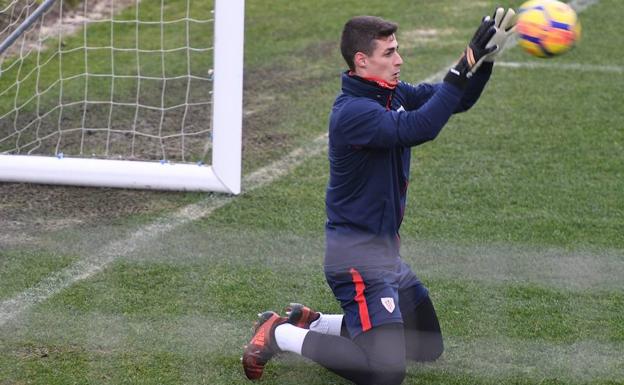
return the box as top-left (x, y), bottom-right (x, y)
top-left (402, 13), bottom-right (497, 112)
top-left (334, 83), bottom-right (463, 148)
top-left (333, 15), bottom-right (498, 148)
top-left (401, 63), bottom-right (492, 114)
top-left (454, 61), bottom-right (493, 112)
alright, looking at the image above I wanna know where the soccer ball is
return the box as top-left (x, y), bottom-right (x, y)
top-left (516, 0), bottom-right (581, 58)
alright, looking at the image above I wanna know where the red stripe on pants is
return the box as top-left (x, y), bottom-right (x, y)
top-left (349, 268), bottom-right (371, 332)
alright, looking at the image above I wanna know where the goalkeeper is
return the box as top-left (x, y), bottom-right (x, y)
top-left (243, 8), bottom-right (515, 385)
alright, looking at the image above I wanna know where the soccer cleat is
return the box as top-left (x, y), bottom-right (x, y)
top-left (242, 311), bottom-right (286, 380)
top-left (285, 303), bottom-right (320, 329)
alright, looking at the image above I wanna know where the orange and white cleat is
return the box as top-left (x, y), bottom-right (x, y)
top-left (242, 311), bottom-right (286, 380)
top-left (285, 303), bottom-right (320, 329)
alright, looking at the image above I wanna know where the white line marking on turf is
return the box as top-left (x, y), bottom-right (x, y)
top-left (0, 0), bottom-right (603, 328)
top-left (0, 134), bottom-right (328, 328)
top-left (568, 0), bottom-right (601, 12)
top-left (496, 61), bottom-right (623, 73)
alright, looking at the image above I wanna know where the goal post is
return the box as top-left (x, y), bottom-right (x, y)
top-left (0, 0), bottom-right (244, 194)
top-left (211, 0), bottom-right (244, 194)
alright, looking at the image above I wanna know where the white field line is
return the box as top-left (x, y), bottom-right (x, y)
top-left (568, 0), bottom-right (601, 12)
top-left (497, 61), bottom-right (623, 73)
top-left (419, 0), bottom-right (598, 83)
top-left (0, 0), bottom-right (602, 328)
top-left (0, 134), bottom-right (328, 328)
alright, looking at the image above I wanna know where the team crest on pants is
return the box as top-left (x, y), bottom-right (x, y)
top-left (381, 297), bottom-right (395, 313)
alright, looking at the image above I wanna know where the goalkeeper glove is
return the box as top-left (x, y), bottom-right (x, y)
top-left (444, 16), bottom-right (497, 89)
top-left (485, 7), bottom-right (517, 62)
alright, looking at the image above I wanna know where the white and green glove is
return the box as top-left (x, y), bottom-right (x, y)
top-left (443, 15), bottom-right (497, 89)
top-left (485, 7), bottom-right (517, 62)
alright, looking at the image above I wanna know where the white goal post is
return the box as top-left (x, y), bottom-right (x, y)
top-left (0, 0), bottom-right (244, 194)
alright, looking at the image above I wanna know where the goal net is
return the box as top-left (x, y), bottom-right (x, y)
top-left (0, 0), bottom-right (244, 193)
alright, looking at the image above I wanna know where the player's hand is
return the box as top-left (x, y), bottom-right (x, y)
top-left (463, 15), bottom-right (498, 75)
top-left (485, 7), bottom-right (517, 62)
top-left (444, 15), bottom-right (496, 88)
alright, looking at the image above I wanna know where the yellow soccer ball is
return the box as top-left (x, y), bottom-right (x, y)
top-left (517, 0), bottom-right (581, 58)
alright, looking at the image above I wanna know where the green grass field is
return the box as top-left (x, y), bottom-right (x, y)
top-left (1, 0), bottom-right (623, 384)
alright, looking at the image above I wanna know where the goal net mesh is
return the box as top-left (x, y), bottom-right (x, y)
top-left (0, 0), bottom-right (214, 164)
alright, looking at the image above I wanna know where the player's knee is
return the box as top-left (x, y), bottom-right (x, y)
top-left (424, 338), bottom-right (444, 361)
top-left (368, 355), bottom-right (406, 385)
top-left (354, 323), bottom-right (407, 384)
top-left (406, 331), bottom-right (444, 362)
top-left (424, 332), bottom-right (444, 361)
top-left (373, 366), bottom-right (406, 385)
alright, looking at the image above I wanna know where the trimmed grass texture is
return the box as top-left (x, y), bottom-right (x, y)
top-left (1, 0), bottom-right (623, 384)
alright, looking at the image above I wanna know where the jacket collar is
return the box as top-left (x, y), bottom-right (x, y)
top-left (341, 71), bottom-right (396, 101)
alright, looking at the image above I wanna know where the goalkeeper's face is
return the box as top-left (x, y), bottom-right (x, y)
top-left (358, 34), bottom-right (403, 86)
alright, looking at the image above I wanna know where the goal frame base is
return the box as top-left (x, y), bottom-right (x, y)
top-left (0, 154), bottom-right (236, 193)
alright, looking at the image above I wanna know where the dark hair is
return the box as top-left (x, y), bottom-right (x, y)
top-left (340, 16), bottom-right (398, 71)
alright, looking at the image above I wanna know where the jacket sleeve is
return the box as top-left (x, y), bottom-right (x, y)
top-left (333, 82), bottom-right (464, 148)
top-left (402, 62), bottom-right (494, 113)
top-left (455, 61), bottom-right (493, 113)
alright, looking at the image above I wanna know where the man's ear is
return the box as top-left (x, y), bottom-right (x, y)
top-left (354, 52), bottom-right (368, 69)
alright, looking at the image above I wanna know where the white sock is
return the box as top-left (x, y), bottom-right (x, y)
top-left (274, 323), bottom-right (309, 355)
top-left (309, 313), bottom-right (343, 336)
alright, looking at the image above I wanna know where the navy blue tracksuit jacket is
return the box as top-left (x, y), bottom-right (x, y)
top-left (325, 64), bottom-right (493, 269)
